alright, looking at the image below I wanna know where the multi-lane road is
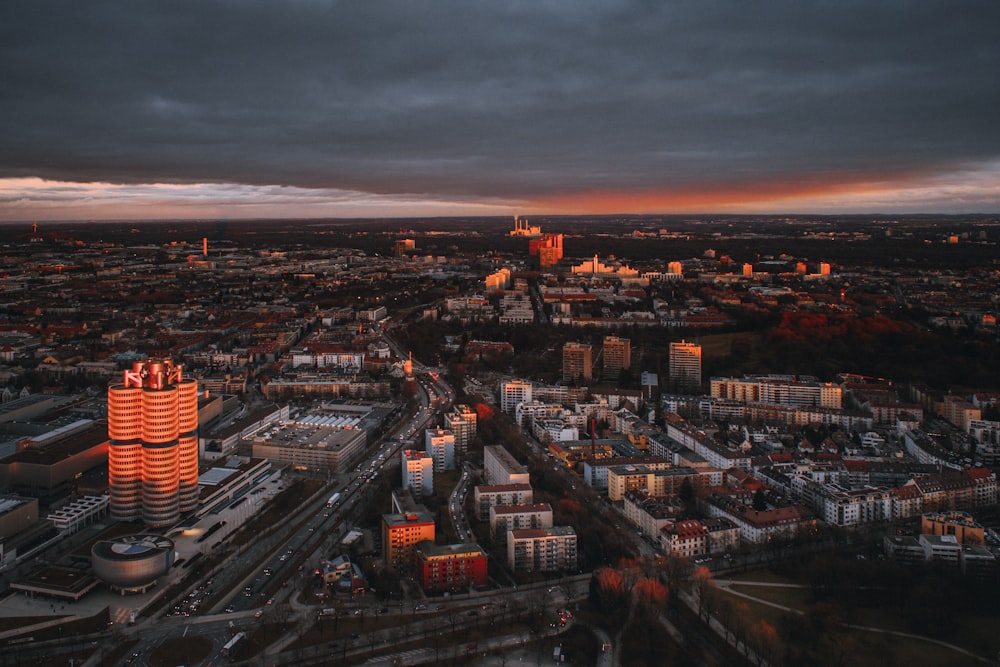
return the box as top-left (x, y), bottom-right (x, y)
top-left (115, 338), bottom-right (456, 666)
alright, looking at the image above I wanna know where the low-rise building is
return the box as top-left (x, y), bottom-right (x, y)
top-left (921, 511), bottom-right (985, 545)
top-left (659, 519), bottom-right (707, 558)
top-left (705, 494), bottom-right (816, 544)
top-left (251, 424), bottom-right (365, 474)
top-left (414, 541), bottom-right (488, 593)
top-left (606, 463), bottom-right (700, 501)
top-left (702, 517), bottom-right (740, 554)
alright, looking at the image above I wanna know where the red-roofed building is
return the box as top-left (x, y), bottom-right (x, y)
top-left (891, 483), bottom-right (924, 518)
top-left (660, 519), bottom-right (708, 558)
top-left (965, 467), bottom-right (998, 506)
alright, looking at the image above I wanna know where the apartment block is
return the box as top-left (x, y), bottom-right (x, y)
top-left (669, 341), bottom-right (702, 391)
top-left (489, 503), bottom-right (553, 540)
top-left (402, 449), bottom-right (434, 498)
top-left (483, 445), bottom-right (530, 485)
top-left (562, 342), bottom-right (593, 384)
top-left (446, 405), bottom-right (478, 454)
top-left (602, 335), bottom-right (631, 379)
top-left (414, 541), bottom-right (488, 593)
top-left (660, 519), bottom-right (708, 558)
top-left (424, 429), bottom-right (456, 472)
top-left (474, 483), bottom-right (533, 521)
top-left (507, 526), bottom-right (577, 573)
top-left (500, 380), bottom-right (533, 414)
top-left (382, 510), bottom-right (435, 573)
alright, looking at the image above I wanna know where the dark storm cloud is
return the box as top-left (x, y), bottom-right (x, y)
top-left (2, 0), bottom-right (998, 200)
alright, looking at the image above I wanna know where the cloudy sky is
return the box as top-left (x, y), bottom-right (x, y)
top-left (2, 1), bottom-right (999, 221)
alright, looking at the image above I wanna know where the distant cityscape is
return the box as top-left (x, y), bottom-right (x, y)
top-left (0, 214), bottom-right (999, 666)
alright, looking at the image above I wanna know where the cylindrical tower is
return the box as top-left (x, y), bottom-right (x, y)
top-left (107, 359), bottom-right (199, 528)
top-left (108, 383), bottom-right (143, 522)
top-left (177, 378), bottom-right (200, 512)
top-left (141, 383), bottom-right (180, 527)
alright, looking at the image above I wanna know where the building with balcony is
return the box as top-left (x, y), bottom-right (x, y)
top-left (669, 341), bottom-right (702, 391)
top-left (402, 450), bottom-right (434, 498)
top-left (425, 429), bottom-right (456, 472)
top-left (507, 526), bottom-right (577, 573)
top-left (483, 445), bottom-right (529, 485)
top-left (602, 336), bottom-right (631, 379)
top-left (382, 510), bottom-right (435, 573)
top-left (446, 405), bottom-right (478, 455)
top-left (562, 342), bottom-right (593, 384)
top-left (414, 541), bottom-right (488, 593)
top-left (489, 503), bottom-right (553, 541)
top-left (474, 483), bottom-right (533, 521)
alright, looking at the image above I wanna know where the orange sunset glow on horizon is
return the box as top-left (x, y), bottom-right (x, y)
top-left (3, 162), bottom-right (1000, 223)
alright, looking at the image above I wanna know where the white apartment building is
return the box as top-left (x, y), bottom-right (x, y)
top-left (424, 428), bottom-right (456, 472)
top-left (816, 484), bottom-right (893, 527)
top-left (446, 404), bottom-right (478, 454)
top-left (489, 503), bottom-right (553, 540)
top-left (402, 449), bottom-right (434, 498)
top-left (507, 526), bottom-right (577, 573)
top-left (474, 483), bottom-right (533, 521)
top-left (483, 445), bottom-right (530, 485)
top-left (500, 380), bottom-right (533, 414)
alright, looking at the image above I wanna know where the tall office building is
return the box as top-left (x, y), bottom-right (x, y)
top-left (108, 359), bottom-right (199, 527)
top-left (669, 341), bottom-right (702, 392)
top-left (602, 335), bottom-right (631, 379)
top-left (562, 342), bottom-right (593, 384)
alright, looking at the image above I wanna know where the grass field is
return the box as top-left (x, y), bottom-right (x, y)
top-left (717, 591), bottom-right (986, 667)
top-left (717, 572), bottom-right (996, 666)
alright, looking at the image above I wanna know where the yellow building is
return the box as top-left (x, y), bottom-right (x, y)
top-left (921, 511), bottom-right (985, 545)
